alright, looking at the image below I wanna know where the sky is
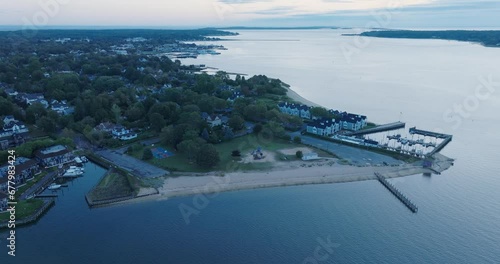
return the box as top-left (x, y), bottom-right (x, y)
top-left (0, 0), bottom-right (499, 29)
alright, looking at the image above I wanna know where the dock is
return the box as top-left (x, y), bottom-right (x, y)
top-left (35, 194), bottom-right (58, 198)
top-left (409, 127), bottom-right (453, 156)
top-left (345, 122), bottom-right (406, 136)
top-left (375, 173), bottom-right (418, 213)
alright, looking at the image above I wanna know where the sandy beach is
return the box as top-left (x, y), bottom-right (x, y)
top-left (284, 85), bottom-right (322, 107)
top-left (117, 154), bottom-right (453, 205)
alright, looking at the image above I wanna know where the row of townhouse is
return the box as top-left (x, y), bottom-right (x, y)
top-left (339, 113), bottom-right (367, 132)
top-left (278, 102), bottom-right (312, 119)
top-left (0, 157), bottom-right (41, 191)
top-left (95, 122), bottom-right (138, 141)
top-left (279, 102), bottom-right (368, 132)
top-left (306, 118), bottom-right (341, 137)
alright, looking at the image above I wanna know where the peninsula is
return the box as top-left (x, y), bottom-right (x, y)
top-left (355, 30), bottom-right (500, 48)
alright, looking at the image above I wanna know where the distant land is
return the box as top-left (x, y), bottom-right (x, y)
top-left (352, 30), bottom-right (500, 48)
top-left (211, 26), bottom-right (340, 30)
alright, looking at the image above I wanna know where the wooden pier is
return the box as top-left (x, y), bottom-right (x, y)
top-left (375, 173), bottom-right (418, 213)
top-left (345, 122), bottom-right (406, 136)
top-left (35, 194), bottom-right (58, 198)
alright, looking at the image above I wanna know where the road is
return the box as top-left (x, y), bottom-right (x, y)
top-left (95, 149), bottom-right (170, 178)
top-left (19, 171), bottom-right (58, 200)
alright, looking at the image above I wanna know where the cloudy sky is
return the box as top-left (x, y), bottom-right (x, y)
top-left (1, 0), bottom-right (499, 28)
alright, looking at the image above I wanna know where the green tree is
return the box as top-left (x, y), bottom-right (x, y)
top-left (149, 112), bottom-right (166, 132)
top-left (142, 148), bottom-right (153, 160)
top-left (253, 124), bottom-right (263, 134)
top-left (293, 136), bottom-right (302, 144)
top-left (228, 115), bottom-right (245, 131)
top-left (196, 144), bottom-right (220, 168)
top-left (296, 151), bottom-right (303, 159)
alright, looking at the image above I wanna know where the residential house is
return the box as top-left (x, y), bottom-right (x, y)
top-left (51, 100), bottom-right (73, 115)
top-left (0, 157), bottom-right (40, 186)
top-left (227, 91), bottom-right (244, 102)
top-left (4, 88), bottom-right (18, 97)
top-left (95, 122), bottom-right (117, 133)
top-left (34, 145), bottom-right (73, 168)
top-left (0, 117), bottom-right (29, 149)
top-left (202, 112), bottom-right (223, 127)
top-left (112, 126), bottom-right (137, 141)
top-left (18, 93), bottom-right (49, 108)
top-left (0, 192), bottom-right (7, 212)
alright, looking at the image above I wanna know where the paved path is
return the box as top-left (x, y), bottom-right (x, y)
top-left (95, 149), bottom-right (169, 178)
top-left (289, 132), bottom-right (404, 166)
top-left (19, 171), bottom-right (58, 200)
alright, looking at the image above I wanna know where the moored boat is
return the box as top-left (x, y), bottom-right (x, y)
top-left (48, 183), bottom-right (62, 190)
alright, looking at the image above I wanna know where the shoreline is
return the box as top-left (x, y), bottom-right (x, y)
top-left (283, 84), bottom-right (322, 107)
top-left (112, 154), bottom-right (453, 206)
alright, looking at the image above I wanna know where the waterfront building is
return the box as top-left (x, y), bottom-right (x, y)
top-left (0, 157), bottom-right (40, 186)
top-left (34, 145), bottom-right (73, 168)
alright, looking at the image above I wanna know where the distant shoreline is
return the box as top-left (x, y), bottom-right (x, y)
top-left (354, 30), bottom-right (500, 48)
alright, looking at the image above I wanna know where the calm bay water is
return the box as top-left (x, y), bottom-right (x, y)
top-left (1, 29), bottom-right (500, 263)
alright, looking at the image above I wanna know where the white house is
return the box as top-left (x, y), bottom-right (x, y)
top-left (278, 102), bottom-right (311, 119)
top-left (112, 126), bottom-right (138, 141)
top-left (51, 100), bottom-right (72, 115)
top-left (1, 117), bottom-right (29, 139)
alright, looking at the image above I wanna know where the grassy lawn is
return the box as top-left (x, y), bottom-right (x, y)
top-left (128, 134), bottom-right (307, 172)
top-left (16, 172), bottom-right (48, 199)
top-left (88, 171), bottom-right (137, 201)
top-left (0, 199), bottom-right (44, 222)
top-left (361, 122), bottom-right (378, 130)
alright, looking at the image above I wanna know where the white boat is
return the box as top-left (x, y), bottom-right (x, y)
top-left (74, 157), bottom-right (83, 163)
top-left (48, 183), bottom-right (62, 190)
top-left (63, 169), bottom-right (84, 176)
top-left (69, 166), bottom-right (84, 171)
top-left (81, 156), bottom-right (88, 163)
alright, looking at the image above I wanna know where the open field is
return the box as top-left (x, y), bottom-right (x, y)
top-left (0, 199), bottom-right (44, 222)
top-left (128, 134), bottom-right (336, 173)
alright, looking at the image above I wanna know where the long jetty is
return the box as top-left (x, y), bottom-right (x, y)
top-left (409, 127), bottom-right (453, 156)
top-left (345, 122), bottom-right (406, 136)
top-left (375, 173), bottom-right (418, 213)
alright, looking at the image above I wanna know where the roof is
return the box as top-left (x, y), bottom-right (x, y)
top-left (34, 145), bottom-right (70, 159)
